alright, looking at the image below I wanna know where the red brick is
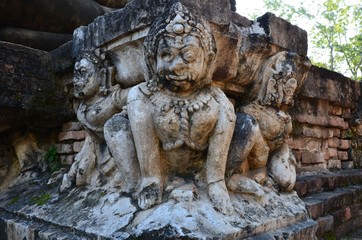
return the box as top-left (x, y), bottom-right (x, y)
top-left (343, 207), bottom-right (351, 222)
top-left (55, 144), bottom-right (73, 154)
top-left (58, 130), bottom-right (86, 141)
top-left (327, 148), bottom-right (338, 158)
top-left (301, 151), bottom-right (325, 164)
top-left (328, 159), bottom-right (341, 169)
top-left (338, 151), bottom-right (349, 161)
top-left (328, 138), bottom-right (339, 148)
top-left (339, 139), bottom-right (350, 150)
top-left (329, 116), bottom-right (348, 129)
top-left (294, 180), bottom-right (308, 197)
top-left (289, 137), bottom-right (322, 151)
top-left (306, 177), bottom-right (324, 194)
top-left (304, 198), bottom-right (324, 219)
top-left (332, 128), bottom-right (341, 137)
top-left (316, 215), bottom-right (334, 237)
top-left (342, 108), bottom-right (351, 119)
top-left (62, 122), bottom-right (83, 132)
top-left (301, 125), bottom-right (333, 138)
top-left (329, 106), bottom-right (342, 116)
top-left (73, 141), bottom-right (85, 153)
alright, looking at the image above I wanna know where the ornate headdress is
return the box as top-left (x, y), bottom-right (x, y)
top-left (254, 51), bottom-right (311, 106)
top-left (144, 3), bottom-right (217, 92)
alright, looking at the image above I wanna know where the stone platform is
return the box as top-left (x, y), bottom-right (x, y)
top-left (0, 174), bottom-right (317, 239)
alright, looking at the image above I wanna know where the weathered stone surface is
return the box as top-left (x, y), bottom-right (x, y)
top-left (299, 66), bottom-right (360, 108)
top-left (72, 0), bottom-right (231, 56)
top-left (0, 27), bottom-right (72, 51)
top-left (0, 42), bottom-right (73, 132)
top-left (316, 215), bottom-right (333, 237)
top-left (0, 179), bottom-right (310, 239)
top-left (0, 0), bottom-right (106, 34)
top-left (256, 12), bottom-right (308, 56)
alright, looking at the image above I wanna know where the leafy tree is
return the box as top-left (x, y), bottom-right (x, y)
top-left (261, 0), bottom-right (362, 81)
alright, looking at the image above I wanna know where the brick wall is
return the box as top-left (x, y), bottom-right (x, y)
top-left (289, 66), bottom-right (361, 173)
top-left (56, 65), bottom-right (362, 173)
top-left (56, 122), bottom-right (86, 167)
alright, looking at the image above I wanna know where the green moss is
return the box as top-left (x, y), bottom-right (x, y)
top-left (7, 195), bottom-right (20, 206)
top-left (30, 192), bottom-right (52, 206)
top-left (45, 145), bottom-right (62, 173)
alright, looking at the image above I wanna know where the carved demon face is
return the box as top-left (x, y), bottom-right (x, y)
top-left (156, 35), bottom-right (207, 95)
top-left (73, 58), bottom-right (99, 99)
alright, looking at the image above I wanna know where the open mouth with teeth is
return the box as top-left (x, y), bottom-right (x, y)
top-left (165, 74), bottom-right (191, 86)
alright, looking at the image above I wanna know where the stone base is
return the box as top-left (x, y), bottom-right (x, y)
top-left (0, 177), bottom-right (317, 239)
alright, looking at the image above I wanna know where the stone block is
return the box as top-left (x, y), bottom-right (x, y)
top-left (58, 130), bottom-right (86, 142)
top-left (329, 116), bottom-right (348, 129)
top-left (322, 175), bottom-right (337, 191)
top-left (349, 172), bottom-right (362, 185)
top-left (301, 152), bottom-right (325, 164)
top-left (329, 106), bottom-right (342, 116)
top-left (334, 216), bottom-right (362, 238)
top-left (350, 204), bottom-right (362, 218)
top-left (297, 163), bottom-right (327, 173)
top-left (289, 137), bottom-right (322, 152)
top-left (342, 108), bottom-right (351, 119)
top-left (301, 125), bottom-right (333, 138)
top-left (62, 122), bottom-right (83, 132)
top-left (327, 148), bottom-right (338, 158)
top-left (60, 155), bottom-right (74, 166)
top-left (294, 180), bottom-right (308, 197)
top-left (327, 159), bottom-right (341, 169)
top-left (316, 215), bottom-right (334, 237)
top-left (303, 198), bottom-right (325, 219)
top-left (328, 138), bottom-right (339, 148)
top-left (342, 161), bottom-right (354, 170)
top-left (332, 128), bottom-right (341, 137)
top-left (338, 151), bottom-right (349, 161)
top-left (256, 12), bottom-right (308, 55)
top-left (306, 177), bottom-right (323, 194)
top-left (0, 42), bottom-right (74, 131)
top-left (339, 139), bottom-right (350, 150)
top-left (320, 190), bottom-right (354, 213)
top-left (300, 66), bottom-right (359, 108)
top-left (55, 144), bottom-right (73, 154)
top-left (73, 141), bottom-right (85, 153)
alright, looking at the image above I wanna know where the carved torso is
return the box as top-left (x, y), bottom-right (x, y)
top-left (241, 102), bottom-right (292, 149)
top-left (77, 95), bottom-right (119, 141)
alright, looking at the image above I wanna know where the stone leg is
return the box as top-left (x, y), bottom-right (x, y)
top-left (268, 143), bottom-right (296, 191)
top-left (227, 112), bottom-right (269, 180)
top-left (127, 86), bottom-right (163, 210)
top-left (104, 113), bottom-right (140, 193)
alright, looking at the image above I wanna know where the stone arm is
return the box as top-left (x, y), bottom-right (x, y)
top-left (206, 89), bottom-right (236, 185)
top-left (127, 84), bottom-right (163, 183)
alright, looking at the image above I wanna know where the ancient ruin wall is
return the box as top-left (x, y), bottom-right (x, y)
top-left (56, 65), bottom-right (362, 174)
top-left (289, 66), bottom-right (361, 172)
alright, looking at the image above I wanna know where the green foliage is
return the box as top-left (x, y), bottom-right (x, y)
top-left (30, 192), bottom-right (52, 206)
top-left (7, 195), bottom-right (20, 206)
top-left (45, 145), bottom-right (62, 173)
top-left (261, 0), bottom-right (362, 81)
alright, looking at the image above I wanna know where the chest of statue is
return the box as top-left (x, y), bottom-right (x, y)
top-left (150, 90), bottom-right (219, 151)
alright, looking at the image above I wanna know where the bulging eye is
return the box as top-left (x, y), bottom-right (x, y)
top-left (183, 51), bottom-right (195, 62)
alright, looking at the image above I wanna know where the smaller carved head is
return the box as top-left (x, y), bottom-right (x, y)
top-left (73, 51), bottom-right (110, 99)
top-left (257, 51), bottom-right (311, 109)
top-left (144, 3), bottom-right (217, 95)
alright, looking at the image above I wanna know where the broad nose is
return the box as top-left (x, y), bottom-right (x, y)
top-left (169, 55), bottom-right (186, 73)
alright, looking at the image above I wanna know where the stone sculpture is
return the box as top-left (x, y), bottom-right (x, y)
top-left (127, 3), bottom-right (236, 214)
top-left (63, 1), bottom-right (312, 217)
top-left (62, 50), bottom-right (139, 191)
top-left (227, 51), bottom-right (310, 192)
